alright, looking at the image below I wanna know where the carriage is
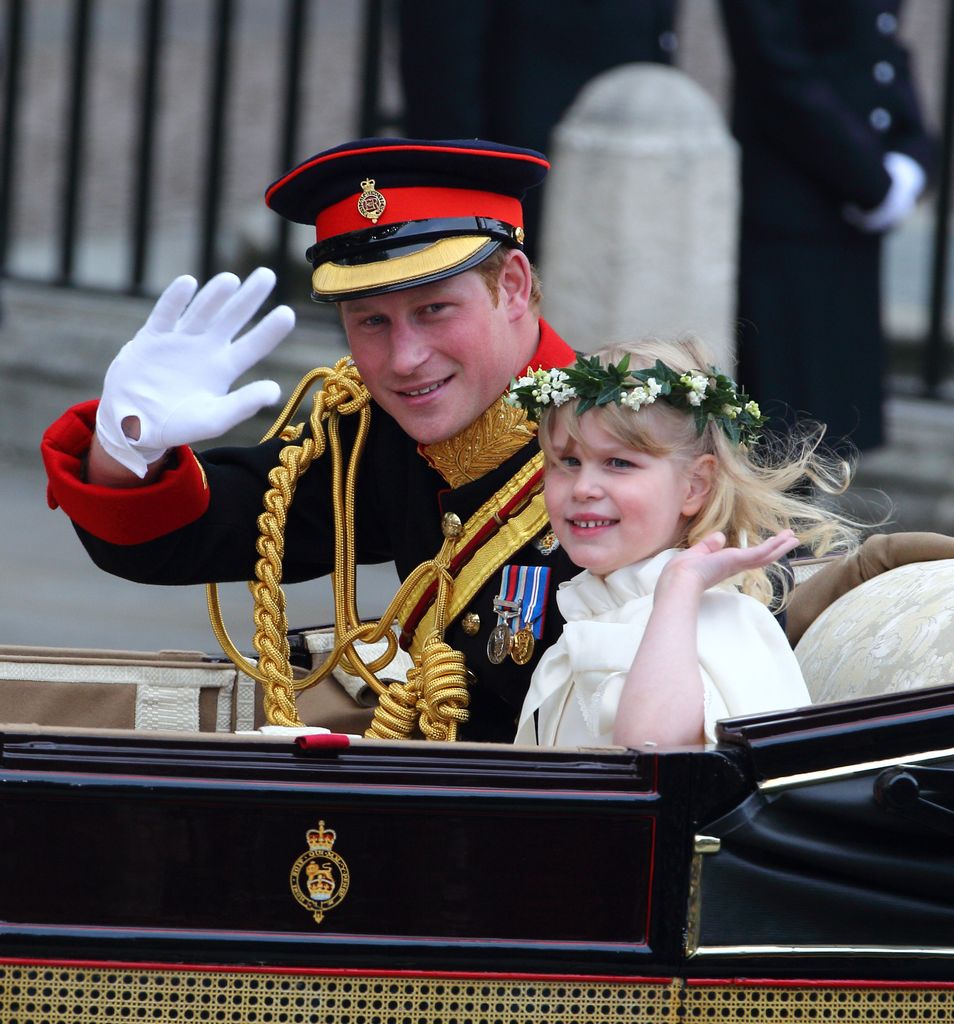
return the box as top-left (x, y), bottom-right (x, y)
top-left (2, 593), bottom-right (954, 1024)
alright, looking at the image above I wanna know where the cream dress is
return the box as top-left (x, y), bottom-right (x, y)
top-left (514, 549), bottom-right (810, 747)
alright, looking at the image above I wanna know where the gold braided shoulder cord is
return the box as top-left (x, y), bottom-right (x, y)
top-left (205, 358), bottom-right (470, 738)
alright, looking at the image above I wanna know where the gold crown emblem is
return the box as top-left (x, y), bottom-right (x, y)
top-left (357, 178), bottom-right (387, 224)
top-left (305, 862), bottom-right (335, 901)
top-left (306, 820), bottom-right (337, 853)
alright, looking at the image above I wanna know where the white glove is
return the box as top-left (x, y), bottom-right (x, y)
top-left (843, 151), bottom-right (926, 233)
top-left (96, 267), bottom-right (295, 477)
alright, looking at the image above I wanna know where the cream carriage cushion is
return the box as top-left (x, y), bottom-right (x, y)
top-left (795, 560), bottom-right (954, 704)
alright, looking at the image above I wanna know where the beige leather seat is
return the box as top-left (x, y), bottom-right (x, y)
top-left (794, 556), bottom-right (954, 704)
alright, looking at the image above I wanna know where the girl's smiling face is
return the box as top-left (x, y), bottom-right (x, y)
top-left (543, 410), bottom-right (713, 578)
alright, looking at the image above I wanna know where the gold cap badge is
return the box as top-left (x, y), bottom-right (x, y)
top-left (357, 178), bottom-right (387, 224)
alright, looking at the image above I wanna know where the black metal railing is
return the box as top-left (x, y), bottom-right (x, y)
top-left (0, 0), bottom-right (328, 304)
top-left (0, 0), bottom-right (24, 285)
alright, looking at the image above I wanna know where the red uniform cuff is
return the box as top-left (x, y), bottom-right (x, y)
top-left (41, 400), bottom-right (210, 545)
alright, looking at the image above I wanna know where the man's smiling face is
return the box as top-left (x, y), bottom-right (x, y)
top-left (340, 258), bottom-right (529, 445)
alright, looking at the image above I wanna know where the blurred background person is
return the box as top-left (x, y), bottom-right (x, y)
top-left (398, 0), bottom-right (679, 264)
top-left (718, 0), bottom-right (938, 453)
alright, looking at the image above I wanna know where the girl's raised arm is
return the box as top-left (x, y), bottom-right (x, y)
top-left (612, 530), bottom-right (798, 748)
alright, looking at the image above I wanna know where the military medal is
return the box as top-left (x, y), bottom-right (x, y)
top-left (487, 622), bottom-right (513, 665)
top-left (490, 566), bottom-right (552, 667)
top-left (510, 626), bottom-right (535, 665)
top-left (488, 598), bottom-right (520, 665)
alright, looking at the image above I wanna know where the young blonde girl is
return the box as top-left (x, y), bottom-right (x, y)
top-left (506, 336), bottom-right (858, 748)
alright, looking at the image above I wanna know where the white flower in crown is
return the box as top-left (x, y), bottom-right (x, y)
top-left (504, 372), bottom-right (538, 408)
top-left (546, 368), bottom-right (577, 406)
top-left (505, 367), bottom-right (576, 414)
top-left (508, 355), bottom-right (766, 445)
top-left (532, 368), bottom-right (557, 405)
top-left (621, 377), bottom-right (662, 411)
top-left (680, 372), bottom-right (710, 407)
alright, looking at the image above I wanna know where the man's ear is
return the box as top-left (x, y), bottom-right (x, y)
top-left (498, 249), bottom-right (533, 321)
top-left (682, 454), bottom-right (717, 517)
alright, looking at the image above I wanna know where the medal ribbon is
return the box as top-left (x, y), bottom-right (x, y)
top-left (495, 564), bottom-right (551, 639)
top-left (521, 565), bottom-right (551, 640)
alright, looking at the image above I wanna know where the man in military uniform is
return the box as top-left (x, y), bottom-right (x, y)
top-left (41, 138), bottom-right (578, 743)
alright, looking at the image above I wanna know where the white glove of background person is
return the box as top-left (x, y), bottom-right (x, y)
top-left (843, 151), bottom-right (926, 233)
top-left (95, 267), bottom-right (294, 477)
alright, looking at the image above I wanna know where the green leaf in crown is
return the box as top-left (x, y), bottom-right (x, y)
top-left (505, 351), bottom-right (766, 447)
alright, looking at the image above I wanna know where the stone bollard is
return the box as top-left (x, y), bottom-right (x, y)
top-left (539, 64), bottom-right (739, 368)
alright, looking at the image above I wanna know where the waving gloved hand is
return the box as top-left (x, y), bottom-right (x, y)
top-left (95, 267), bottom-right (295, 477)
top-left (843, 151), bottom-right (926, 234)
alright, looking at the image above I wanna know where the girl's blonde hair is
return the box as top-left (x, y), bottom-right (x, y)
top-left (538, 336), bottom-right (861, 607)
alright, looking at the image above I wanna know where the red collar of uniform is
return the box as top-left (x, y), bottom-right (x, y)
top-left (517, 318), bottom-right (574, 376)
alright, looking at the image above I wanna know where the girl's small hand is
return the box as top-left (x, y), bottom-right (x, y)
top-left (660, 530), bottom-right (799, 595)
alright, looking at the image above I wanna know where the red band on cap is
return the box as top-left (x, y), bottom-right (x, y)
top-left (315, 187), bottom-right (523, 241)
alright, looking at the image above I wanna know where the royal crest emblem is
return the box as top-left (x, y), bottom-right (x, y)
top-left (357, 178), bottom-right (387, 224)
top-left (533, 529), bottom-right (560, 556)
top-left (289, 819), bottom-right (351, 926)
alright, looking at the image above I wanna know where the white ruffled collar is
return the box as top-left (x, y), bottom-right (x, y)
top-left (555, 549), bottom-right (678, 621)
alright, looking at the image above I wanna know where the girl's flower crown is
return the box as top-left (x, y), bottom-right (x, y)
top-left (505, 351), bottom-right (766, 447)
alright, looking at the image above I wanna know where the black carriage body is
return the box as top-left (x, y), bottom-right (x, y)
top-left (3, 686), bottom-right (954, 1021)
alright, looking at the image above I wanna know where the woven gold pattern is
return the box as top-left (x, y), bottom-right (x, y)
top-left (2, 967), bottom-right (953, 1022)
top-left (0, 964), bottom-right (679, 1023)
top-left (682, 982), bottom-right (954, 1020)
top-left (420, 397), bottom-right (537, 487)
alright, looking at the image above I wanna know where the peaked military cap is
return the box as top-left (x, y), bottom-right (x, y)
top-left (264, 138), bottom-right (549, 302)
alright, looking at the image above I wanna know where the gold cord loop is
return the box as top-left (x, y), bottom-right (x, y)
top-left (409, 633), bottom-right (470, 741)
top-left (205, 358), bottom-right (473, 737)
top-left (364, 516), bottom-right (470, 740)
top-left (207, 357), bottom-right (381, 727)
